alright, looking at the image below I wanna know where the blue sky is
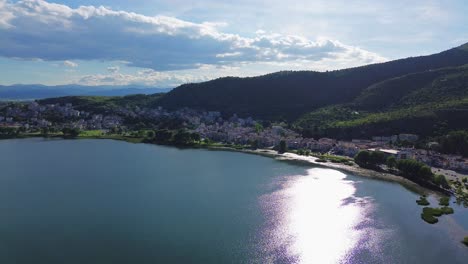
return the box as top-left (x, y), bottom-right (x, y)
top-left (0, 0), bottom-right (467, 87)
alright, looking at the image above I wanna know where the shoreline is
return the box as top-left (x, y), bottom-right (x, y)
top-left (0, 135), bottom-right (457, 196)
top-left (205, 145), bottom-right (435, 195)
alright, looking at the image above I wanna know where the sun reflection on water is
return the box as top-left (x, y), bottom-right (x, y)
top-left (259, 168), bottom-right (369, 264)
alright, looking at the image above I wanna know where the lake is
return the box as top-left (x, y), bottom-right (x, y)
top-left (0, 138), bottom-right (466, 263)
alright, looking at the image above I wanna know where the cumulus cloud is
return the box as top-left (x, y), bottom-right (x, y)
top-left (63, 60), bottom-right (77, 67)
top-left (0, 0), bottom-right (386, 72)
top-left (0, 0), bottom-right (14, 28)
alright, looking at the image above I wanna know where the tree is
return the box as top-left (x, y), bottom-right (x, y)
top-left (0, 127), bottom-right (18, 137)
top-left (249, 139), bottom-right (259, 149)
top-left (418, 165), bottom-right (433, 181)
top-left (146, 130), bottom-right (155, 138)
top-left (439, 130), bottom-right (468, 157)
top-left (40, 127), bottom-right (50, 137)
top-left (355, 150), bottom-right (387, 168)
top-left (370, 151), bottom-right (386, 165)
top-left (254, 123), bottom-right (263, 133)
top-left (190, 132), bottom-right (201, 142)
top-left (173, 130), bottom-right (191, 145)
top-left (354, 150), bottom-right (371, 167)
top-left (386, 156), bottom-right (397, 168)
top-left (278, 140), bottom-right (287, 154)
top-left (62, 127), bottom-right (80, 138)
top-left (154, 129), bottom-right (173, 143)
top-left (434, 174), bottom-right (450, 188)
top-left (397, 159), bottom-right (434, 182)
top-left (138, 130), bottom-right (146, 137)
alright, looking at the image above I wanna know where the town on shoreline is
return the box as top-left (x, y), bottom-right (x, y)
top-left (1, 100), bottom-right (467, 198)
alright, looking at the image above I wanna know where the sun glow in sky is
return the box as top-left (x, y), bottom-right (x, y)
top-left (0, 0), bottom-right (467, 86)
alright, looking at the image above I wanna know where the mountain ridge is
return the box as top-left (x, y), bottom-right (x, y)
top-left (0, 84), bottom-right (172, 100)
top-left (157, 42), bottom-right (468, 120)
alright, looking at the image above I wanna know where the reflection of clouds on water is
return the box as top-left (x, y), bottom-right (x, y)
top-left (257, 168), bottom-right (386, 264)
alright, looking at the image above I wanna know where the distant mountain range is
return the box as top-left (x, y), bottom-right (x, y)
top-left (41, 42), bottom-right (468, 139)
top-left (0, 84), bottom-right (172, 100)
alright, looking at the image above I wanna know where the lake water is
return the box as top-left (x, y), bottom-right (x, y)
top-left (0, 138), bottom-right (467, 263)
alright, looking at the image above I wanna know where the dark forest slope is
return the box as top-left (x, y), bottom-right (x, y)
top-left (158, 43), bottom-right (468, 120)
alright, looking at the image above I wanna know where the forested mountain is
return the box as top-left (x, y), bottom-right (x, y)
top-left (295, 64), bottom-right (468, 138)
top-left (39, 94), bottom-right (165, 114)
top-left (39, 43), bottom-right (468, 139)
top-left (157, 43), bottom-right (468, 120)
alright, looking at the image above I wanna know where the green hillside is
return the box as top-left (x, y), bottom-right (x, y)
top-left (295, 65), bottom-right (468, 138)
top-left (157, 43), bottom-right (468, 120)
top-left (39, 93), bottom-right (164, 113)
top-left (351, 65), bottom-right (468, 110)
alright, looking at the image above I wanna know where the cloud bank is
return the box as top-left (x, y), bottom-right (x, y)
top-left (0, 0), bottom-right (386, 73)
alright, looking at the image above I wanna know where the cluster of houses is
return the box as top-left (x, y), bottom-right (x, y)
top-left (194, 119), bottom-right (468, 172)
top-left (0, 102), bottom-right (122, 130)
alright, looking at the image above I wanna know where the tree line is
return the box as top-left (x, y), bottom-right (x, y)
top-left (354, 150), bottom-right (449, 189)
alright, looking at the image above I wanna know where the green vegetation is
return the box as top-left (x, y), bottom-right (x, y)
top-left (354, 150), bottom-right (386, 169)
top-left (354, 152), bottom-right (448, 190)
top-left (439, 196), bottom-right (450, 206)
top-left (151, 129), bottom-right (201, 146)
top-left (386, 156), bottom-right (397, 168)
top-left (437, 130), bottom-right (468, 157)
top-left (254, 122), bottom-right (263, 133)
top-left (295, 149), bottom-right (311, 156)
top-left (421, 207), bottom-right (440, 224)
top-left (0, 127), bottom-right (19, 138)
top-left (396, 159), bottom-right (433, 182)
top-left (74, 130), bottom-right (146, 143)
top-left (79, 130), bottom-right (105, 137)
top-left (316, 154), bottom-right (352, 164)
top-left (39, 94), bottom-right (164, 114)
top-left (61, 127), bottom-right (80, 138)
top-left (420, 205), bottom-right (455, 224)
top-left (440, 206), bottom-right (454, 214)
top-left (416, 196), bottom-right (430, 206)
top-left (462, 236), bottom-right (468, 247)
top-left (433, 174), bottom-right (450, 189)
top-left (278, 140), bottom-right (287, 154)
top-left (295, 64), bottom-right (468, 140)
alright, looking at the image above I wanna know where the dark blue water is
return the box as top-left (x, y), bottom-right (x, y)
top-left (0, 138), bottom-right (466, 263)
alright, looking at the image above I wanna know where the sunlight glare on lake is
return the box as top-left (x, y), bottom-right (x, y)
top-left (259, 168), bottom-right (366, 263)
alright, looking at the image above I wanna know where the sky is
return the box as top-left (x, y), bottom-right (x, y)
top-left (0, 0), bottom-right (467, 87)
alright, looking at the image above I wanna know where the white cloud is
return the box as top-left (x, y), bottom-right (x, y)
top-left (0, 0), bottom-right (386, 72)
top-left (63, 60), bottom-right (77, 67)
top-left (0, 0), bottom-right (14, 29)
top-left (107, 66), bottom-right (120, 73)
top-left (76, 70), bottom-right (208, 87)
